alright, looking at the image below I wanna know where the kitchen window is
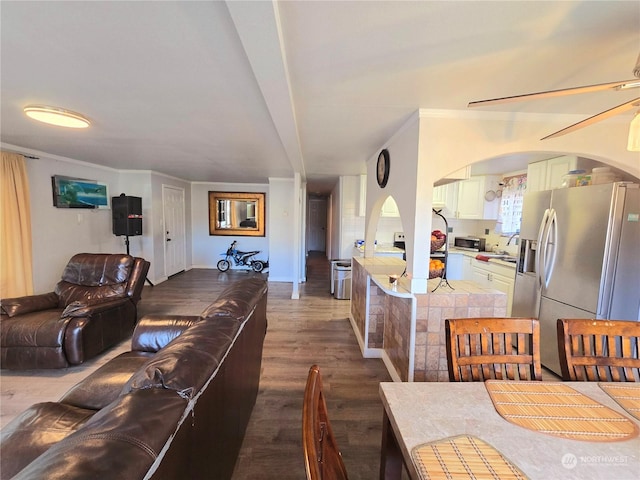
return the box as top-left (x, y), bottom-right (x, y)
top-left (495, 173), bottom-right (526, 235)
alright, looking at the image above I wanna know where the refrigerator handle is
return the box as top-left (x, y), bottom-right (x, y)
top-left (543, 209), bottom-right (558, 289)
top-left (536, 208), bottom-right (551, 290)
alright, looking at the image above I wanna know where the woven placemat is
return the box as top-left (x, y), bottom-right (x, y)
top-left (485, 380), bottom-right (639, 442)
top-left (411, 435), bottom-right (528, 480)
top-left (599, 383), bottom-right (640, 421)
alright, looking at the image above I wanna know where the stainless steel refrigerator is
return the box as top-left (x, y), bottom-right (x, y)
top-left (512, 182), bottom-right (640, 376)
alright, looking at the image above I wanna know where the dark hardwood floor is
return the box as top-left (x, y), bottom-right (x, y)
top-left (229, 253), bottom-right (392, 479)
top-left (139, 253), bottom-right (392, 479)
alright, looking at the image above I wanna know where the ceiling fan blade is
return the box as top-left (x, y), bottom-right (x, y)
top-left (468, 79), bottom-right (640, 107)
top-left (541, 97), bottom-right (640, 140)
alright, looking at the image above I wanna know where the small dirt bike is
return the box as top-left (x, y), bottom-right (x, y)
top-left (217, 241), bottom-right (268, 273)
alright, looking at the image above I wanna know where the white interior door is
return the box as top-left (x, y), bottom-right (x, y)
top-left (163, 185), bottom-right (186, 277)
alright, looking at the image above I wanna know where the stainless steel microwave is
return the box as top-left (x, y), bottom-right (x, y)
top-left (454, 236), bottom-right (486, 251)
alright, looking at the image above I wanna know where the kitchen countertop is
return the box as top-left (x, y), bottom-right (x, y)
top-left (354, 257), bottom-right (511, 297)
top-left (447, 247), bottom-right (517, 269)
top-left (355, 244), bottom-right (405, 255)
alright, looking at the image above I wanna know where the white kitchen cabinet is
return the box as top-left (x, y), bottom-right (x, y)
top-left (445, 253), bottom-right (463, 280)
top-left (432, 166), bottom-right (471, 216)
top-left (381, 196), bottom-right (400, 217)
top-left (454, 175), bottom-right (501, 220)
top-left (432, 182), bottom-right (458, 217)
top-left (470, 260), bottom-right (516, 316)
top-left (526, 160), bottom-right (547, 192)
top-left (462, 255), bottom-right (474, 281)
top-left (434, 166), bottom-right (471, 185)
top-left (527, 156), bottom-right (598, 192)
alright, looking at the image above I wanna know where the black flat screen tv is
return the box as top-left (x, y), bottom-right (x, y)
top-left (51, 175), bottom-right (109, 209)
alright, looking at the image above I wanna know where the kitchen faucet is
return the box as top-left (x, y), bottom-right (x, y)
top-left (507, 233), bottom-right (519, 246)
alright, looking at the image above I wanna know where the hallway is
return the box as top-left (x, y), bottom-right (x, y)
top-left (232, 252), bottom-right (392, 479)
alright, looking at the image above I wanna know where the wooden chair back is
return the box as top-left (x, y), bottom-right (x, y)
top-left (302, 365), bottom-right (349, 480)
top-left (557, 318), bottom-right (640, 382)
top-left (445, 317), bottom-right (542, 382)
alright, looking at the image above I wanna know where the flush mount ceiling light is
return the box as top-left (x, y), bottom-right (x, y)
top-left (23, 105), bottom-right (90, 128)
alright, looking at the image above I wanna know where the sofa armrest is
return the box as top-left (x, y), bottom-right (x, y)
top-left (63, 300), bottom-right (138, 365)
top-left (131, 315), bottom-right (200, 353)
top-left (126, 258), bottom-right (150, 303)
top-left (1, 292), bottom-right (59, 317)
top-left (61, 297), bottom-right (130, 318)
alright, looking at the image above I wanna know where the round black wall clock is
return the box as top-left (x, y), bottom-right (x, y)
top-left (377, 149), bottom-right (390, 188)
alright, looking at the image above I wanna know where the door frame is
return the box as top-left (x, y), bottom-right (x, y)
top-left (162, 184), bottom-right (186, 277)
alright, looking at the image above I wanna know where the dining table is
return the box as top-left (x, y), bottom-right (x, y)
top-left (379, 381), bottom-right (640, 480)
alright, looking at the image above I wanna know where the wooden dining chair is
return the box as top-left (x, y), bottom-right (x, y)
top-left (445, 317), bottom-right (542, 382)
top-left (302, 365), bottom-right (349, 480)
top-left (557, 318), bottom-right (640, 382)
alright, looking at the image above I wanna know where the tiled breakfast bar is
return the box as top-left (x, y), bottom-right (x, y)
top-left (349, 256), bottom-right (507, 382)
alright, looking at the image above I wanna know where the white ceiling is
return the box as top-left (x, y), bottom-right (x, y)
top-left (1, 1), bottom-right (638, 194)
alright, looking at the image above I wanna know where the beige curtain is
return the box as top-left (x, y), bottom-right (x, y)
top-left (1, 151), bottom-right (33, 298)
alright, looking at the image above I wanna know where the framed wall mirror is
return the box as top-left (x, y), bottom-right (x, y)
top-left (209, 191), bottom-right (265, 236)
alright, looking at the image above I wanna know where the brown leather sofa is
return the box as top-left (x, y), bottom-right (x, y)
top-left (1, 253), bottom-right (150, 369)
top-left (0, 277), bottom-right (268, 480)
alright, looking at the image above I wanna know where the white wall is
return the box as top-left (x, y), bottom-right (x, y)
top-left (267, 177), bottom-right (296, 282)
top-left (329, 186), bottom-right (340, 260)
top-left (116, 171), bottom-right (192, 283)
top-left (15, 144), bottom-right (293, 293)
top-left (25, 153), bottom-right (122, 293)
top-left (419, 109), bottom-right (640, 182)
top-left (364, 112), bottom-right (424, 289)
top-left (338, 176), bottom-right (363, 259)
top-left (115, 171), bottom-right (153, 276)
top-left (22, 152), bottom-right (195, 291)
top-left (335, 175), bottom-right (404, 260)
top-left (190, 182), bottom-right (269, 270)
top-left (16, 105), bottom-right (639, 295)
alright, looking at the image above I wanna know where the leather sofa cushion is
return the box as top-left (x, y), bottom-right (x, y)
top-left (131, 315), bottom-right (200, 353)
top-left (1, 293), bottom-right (59, 318)
top-left (12, 389), bottom-right (188, 480)
top-left (1, 310), bottom-right (68, 347)
top-left (200, 278), bottom-right (268, 321)
top-left (0, 402), bottom-right (96, 480)
top-left (124, 316), bottom-right (241, 398)
top-left (55, 282), bottom-right (127, 308)
top-left (60, 351), bottom-right (155, 410)
top-left (61, 253), bottom-right (133, 286)
top-left (1, 311), bottom-right (71, 368)
top-left (55, 254), bottom-right (134, 307)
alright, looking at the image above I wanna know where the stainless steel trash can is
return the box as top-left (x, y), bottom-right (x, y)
top-left (334, 262), bottom-right (351, 300)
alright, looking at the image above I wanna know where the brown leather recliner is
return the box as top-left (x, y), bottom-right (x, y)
top-left (1, 253), bottom-right (150, 369)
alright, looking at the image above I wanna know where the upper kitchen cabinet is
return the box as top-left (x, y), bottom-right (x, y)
top-left (433, 166), bottom-right (470, 217)
top-left (527, 156), bottom-right (598, 192)
top-left (433, 166), bottom-right (470, 186)
top-left (432, 182), bottom-right (458, 217)
top-left (455, 175), bottom-right (501, 220)
top-left (433, 175), bottom-right (500, 220)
